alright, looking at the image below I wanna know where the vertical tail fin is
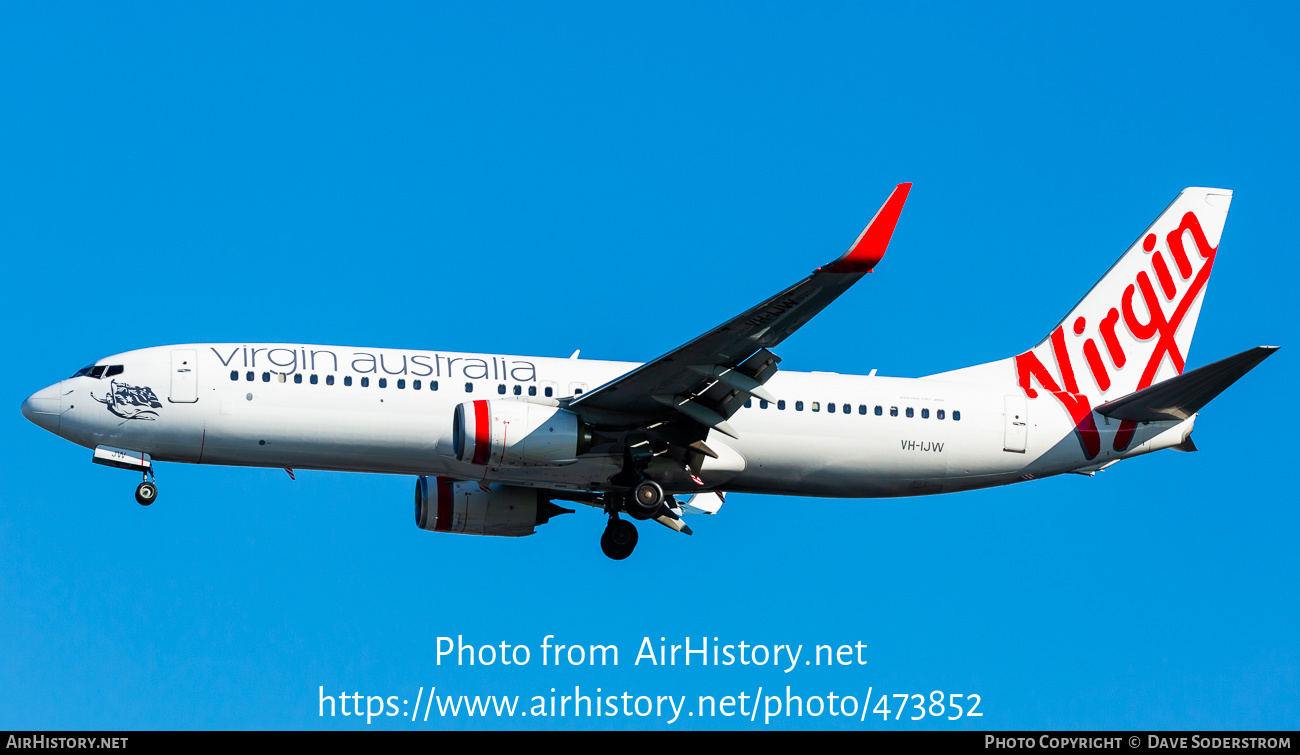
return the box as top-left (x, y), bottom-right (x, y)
top-left (927, 187), bottom-right (1234, 459)
top-left (1016, 187), bottom-right (1232, 406)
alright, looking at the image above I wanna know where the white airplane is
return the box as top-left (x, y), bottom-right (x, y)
top-left (20, 185), bottom-right (1276, 559)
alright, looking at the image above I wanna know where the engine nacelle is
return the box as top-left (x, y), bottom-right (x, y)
top-left (414, 476), bottom-right (567, 537)
top-left (452, 400), bottom-right (591, 467)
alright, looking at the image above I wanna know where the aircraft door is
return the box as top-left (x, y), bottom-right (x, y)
top-left (1003, 394), bottom-right (1027, 452)
top-left (170, 349), bottom-right (199, 403)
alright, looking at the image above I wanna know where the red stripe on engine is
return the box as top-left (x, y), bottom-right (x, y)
top-left (435, 476), bottom-right (453, 531)
top-left (471, 399), bottom-right (491, 465)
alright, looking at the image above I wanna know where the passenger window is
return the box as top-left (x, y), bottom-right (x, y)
top-left (953, 410), bottom-right (961, 421)
top-left (937, 409), bottom-right (945, 420)
top-left (294, 373), bottom-right (302, 384)
top-left (528, 386), bottom-right (537, 396)
top-left (262, 372), bottom-right (270, 382)
top-left (361, 377), bottom-right (370, 387)
top-left (796, 401), bottom-right (804, 411)
top-left (230, 370), bottom-right (238, 381)
top-left (246, 371), bottom-right (254, 381)
top-left (326, 375), bottom-right (334, 385)
top-left (344, 376), bottom-right (352, 386)
top-left (465, 382), bottom-right (473, 393)
top-left (760, 400), bottom-right (768, 409)
top-left (413, 380), bottom-right (421, 390)
top-left (827, 403), bottom-right (835, 413)
top-left (377, 378), bottom-right (386, 388)
top-left (778, 400), bottom-right (786, 410)
top-left (575, 388), bottom-right (583, 395)
top-left (843, 403), bottom-right (850, 414)
top-left (890, 406), bottom-right (898, 417)
top-left (921, 408), bottom-right (929, 419)
top-left (431, 380), bottom-right (438, 391)
top-left (498, 384), bottom-right (506, 395)
top-left (513, 385), bottom-right (522, 395)
top-left (745, 399), bottom-right (752, 408)
top-left (906, 407), bottom-right (914, 418)
top-left (859, 405), bottom-right (867, 415)
top-left (544, 387), bottom-right (554, 398)
top-left (277, 373), bottom-right (286, 383)
top-left (812, 402), bottom-right (820, 412)
top-left (311, 374), bottom-right (319, 385)
top-left (397, 379), bottom-right (405, 389)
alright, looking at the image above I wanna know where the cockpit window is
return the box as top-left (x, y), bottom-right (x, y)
top-left (71, 363), bottom-right (123, 379)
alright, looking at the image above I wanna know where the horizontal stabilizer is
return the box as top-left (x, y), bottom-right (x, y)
top-left (1094, 346), bottom-right (1278, 422)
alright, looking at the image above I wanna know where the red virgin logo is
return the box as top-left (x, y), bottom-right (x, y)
top-left (1014, 211), bottom-right (1219, 459)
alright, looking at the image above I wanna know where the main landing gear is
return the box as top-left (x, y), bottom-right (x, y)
top-left (599, 485), bottom-right (648, 560)
top-left (598, 478), bottom-right (671, 560)
top-left (600, 518), bottom-right (638, 560)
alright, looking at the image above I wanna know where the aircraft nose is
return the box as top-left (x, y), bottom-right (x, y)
top-left (21, 384), bottom-right (63, 434)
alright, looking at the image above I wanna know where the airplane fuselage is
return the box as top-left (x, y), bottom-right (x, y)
top-left (29, 342), bottom-right (1193, 499)
top-left (22, 187), bottom-right (1260, 559)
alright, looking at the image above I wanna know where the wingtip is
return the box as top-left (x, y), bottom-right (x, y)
top-left (822, 182), bottom-right (912, 274)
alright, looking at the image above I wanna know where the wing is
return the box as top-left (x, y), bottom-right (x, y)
top-left (569, 183), bottom-right (911, 442)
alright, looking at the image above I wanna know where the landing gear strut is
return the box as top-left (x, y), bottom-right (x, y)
top-left (600, 518), bottom-right (638, 560)
top-left (599, 492), bottom-right (639, 560)
top-left (134, 466), bottom-right (157, 506)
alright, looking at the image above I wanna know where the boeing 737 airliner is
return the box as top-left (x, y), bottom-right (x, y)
top-left (20, 185), bottom-right (1276, 559)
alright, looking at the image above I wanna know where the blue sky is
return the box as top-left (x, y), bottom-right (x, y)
top-left (2, 2), bottom-right (1296, 730)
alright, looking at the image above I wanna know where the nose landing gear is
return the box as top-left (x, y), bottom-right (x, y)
top-left (134, 465), bottom-right (157, 506)
top-left (135, 481), bottom-right (158, 505)
top-left (91, 446), bottom-right (159, 506)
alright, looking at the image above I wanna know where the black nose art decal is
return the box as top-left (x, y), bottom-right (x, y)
top-left (91, 380), bottom-right (163, 421)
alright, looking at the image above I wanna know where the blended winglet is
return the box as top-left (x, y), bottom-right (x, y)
top-left (821, 182), bottom-right (912, 273)
top-left (571, 183), bottom-right (911, 431)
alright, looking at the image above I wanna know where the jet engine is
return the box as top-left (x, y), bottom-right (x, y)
top-left (451, 400), bottom-right (593, 467)
top-left (414, 476), bottom-right (570, 537)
